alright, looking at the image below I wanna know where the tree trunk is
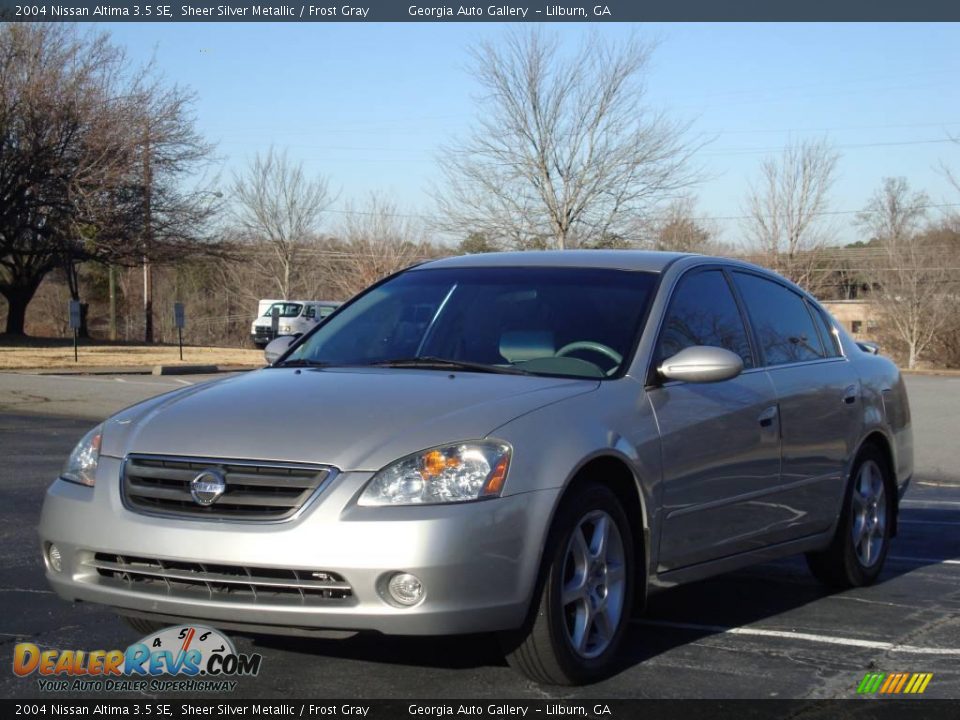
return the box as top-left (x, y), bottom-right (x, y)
top-left (908, 341), bottom-right (917, 370)
top-left (79, 303), bottom-right (90, 339)
top-left (143, 259), bottom-right (153, 343)
top-left (1, 286), bottom-right (36, 336)
top-left (108, 265), bottom-right (118, 341)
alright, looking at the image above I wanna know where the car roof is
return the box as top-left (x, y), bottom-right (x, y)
top-left (417, 250), bottom-right (693, 273)
top-left (415, 250), bottom-right (812, 297)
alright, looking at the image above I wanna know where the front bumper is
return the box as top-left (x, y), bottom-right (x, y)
top-left (39, 456), bottom-right (559, 636)
top-left (252, 327), bottom-right (277, 345)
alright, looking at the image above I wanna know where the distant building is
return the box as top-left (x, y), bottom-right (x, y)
top-left (822, 299), bottom-right (880, 339)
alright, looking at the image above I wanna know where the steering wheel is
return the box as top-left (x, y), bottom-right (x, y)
top-left (555, 341), bottom-right (623, 375)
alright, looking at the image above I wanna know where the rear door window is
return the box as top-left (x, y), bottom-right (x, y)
top-left (732, 272), bottom-right (825, 366)
top-left (808, 302), bottom-right (842, 358)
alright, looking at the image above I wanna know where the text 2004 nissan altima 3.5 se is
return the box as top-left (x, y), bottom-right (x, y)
top-left (39, 251), bottom-right (912, 685)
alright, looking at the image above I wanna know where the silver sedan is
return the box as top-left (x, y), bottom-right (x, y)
top-left (39, 251), bottom-right (912, 685)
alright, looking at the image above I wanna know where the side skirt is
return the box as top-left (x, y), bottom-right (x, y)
top-left (648, 529), bottom-right (835, 592)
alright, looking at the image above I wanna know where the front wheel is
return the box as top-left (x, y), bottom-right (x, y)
top-left (806, 446), bottom-right (893, 588)
top-left (120, 615), bottom-right (167, 636)
top-left (501, 483), bottom-right (634, 685)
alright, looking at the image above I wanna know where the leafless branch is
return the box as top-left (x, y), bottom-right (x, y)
top-left (434, 29), bottom-right (703, 250)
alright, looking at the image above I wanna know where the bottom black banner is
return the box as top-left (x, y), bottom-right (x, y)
top-left (2, 700), bottom-right (958, 720)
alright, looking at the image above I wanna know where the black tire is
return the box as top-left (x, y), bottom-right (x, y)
top-left (500, 483), bottom-right (635, 685)
top-left (120, 615), bottom-right (167, 636)
top-left (806, 445), bottom-right (893, 588)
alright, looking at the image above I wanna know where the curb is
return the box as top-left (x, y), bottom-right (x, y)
top-left (152, 364), bottom-right (221, 376)
top-left (5, 365), bottom-right (260, 377)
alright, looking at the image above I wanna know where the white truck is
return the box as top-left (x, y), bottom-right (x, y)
top-left (250, 299), bottom-right (341, 348)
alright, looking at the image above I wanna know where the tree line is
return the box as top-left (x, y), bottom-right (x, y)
top-left (2, 24), bottom-right (958, 369)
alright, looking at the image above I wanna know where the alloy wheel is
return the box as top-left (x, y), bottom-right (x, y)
top-left (851, 459), bottom-right (887, 567)
top-left (560, 509), bottom-right (627, 659)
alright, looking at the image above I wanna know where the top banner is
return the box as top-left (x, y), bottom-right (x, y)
top-left (1, 0), bottom-right (959, 22)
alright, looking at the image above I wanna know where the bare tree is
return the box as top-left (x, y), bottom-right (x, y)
top-left (0, 24), bottom-right (124, 335)
top-left (457, 232), bottom-right (501, 255)
top-left (857, 177), bottom-right (947, 369)
top-left (0, 24), bottom-right (221, 338)
top-left (231, 147), bottom-right (334, 299)
top-left (79, 67), bottom-right (222, 342)
top-left (645, 197), bottom-right (715, 253)
top-left (924, 218), bottom-right (960, 368)
top-left (742, 138), bottom-right (839, 290)
top-left (434, 29), bottom-right (700, 250)
top-left (329, 194), bottom-right (433, 299)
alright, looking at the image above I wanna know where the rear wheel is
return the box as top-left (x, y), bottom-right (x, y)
top-left (806, 446), bottom-right (893, 588)
top-left (501, 483), bottom-right (634, 685)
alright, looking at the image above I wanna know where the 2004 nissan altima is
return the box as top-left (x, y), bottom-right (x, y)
top-left (39, 251), bottom-right (912, 685)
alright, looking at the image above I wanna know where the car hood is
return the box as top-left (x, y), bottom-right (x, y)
top-left (102, 367), bottom-right (598, 471)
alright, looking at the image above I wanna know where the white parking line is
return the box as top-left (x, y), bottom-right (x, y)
top-left (901, 500), bottom-right (960, 508)
top-left (829, 595), bottom-right (911, 608)
top-left (36, 375), bottom-right (184, 388)
top-left (633, 619), bottom-right (960, 655)
top-left (887, 556), bottom-right (960, 566)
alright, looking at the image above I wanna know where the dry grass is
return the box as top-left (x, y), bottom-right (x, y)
top-left (0, 343), bottom-right (264, 370)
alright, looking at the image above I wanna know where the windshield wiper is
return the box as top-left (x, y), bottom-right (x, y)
top-left (274, 358), bottom-right (332, 368)
top-left (365, 356), bottom-right (532, 375)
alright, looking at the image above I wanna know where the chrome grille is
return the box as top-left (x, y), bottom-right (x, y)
top-left (122, 454), bottom-right (333, 521)
top-left (254, 327), bottom-right (277, 343)
top-left (86, 553), bottom-right (353, 604)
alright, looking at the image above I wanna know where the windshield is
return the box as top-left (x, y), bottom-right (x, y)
top-left (282, 267), bottom-right (657, 379)
top-left (262, 302), bottom-right (303, 319)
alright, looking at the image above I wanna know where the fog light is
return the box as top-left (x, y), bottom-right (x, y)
top-left (387, 572), bottom-right (424, 606)
top-left (48, 544), bottom-right (62, 573)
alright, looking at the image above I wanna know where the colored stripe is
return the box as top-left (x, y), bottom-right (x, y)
top-left (868, 674), bottom-right (885, 693)
top-left (904, 674), bottom-right (920, 693)
top-left (893, 673), bottom-right (910, 693)
top-left (857, 673), bottom-right (877, 693)
top-left (181, 627), bottom-right (196, 652)
top-left (917, 674), bottom-right (933, 694)
top-left (879, 674), bottom-right (898, 693)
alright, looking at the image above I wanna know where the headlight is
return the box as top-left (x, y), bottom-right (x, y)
top-left (280, 324), bottom-right (293, 334)
top-left (358, 441), bottom-right (511, 506)
top-left (60, 424), bottom-right (103, 487)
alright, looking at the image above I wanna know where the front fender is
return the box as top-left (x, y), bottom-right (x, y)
top-left (488, 378), bottom-right (661, 604)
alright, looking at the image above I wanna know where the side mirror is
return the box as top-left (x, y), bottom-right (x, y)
top-left (264, 335), bottom-right (296, 365)
top-left (857, 341), bottom-right (880, 355)
top-left (658, 346), bottom-right (744, 384)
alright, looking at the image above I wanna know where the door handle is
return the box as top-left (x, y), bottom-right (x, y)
top-left (758, 406), bottom-right (778, 428)
top-left (843, 385), bottom-right (858, 405)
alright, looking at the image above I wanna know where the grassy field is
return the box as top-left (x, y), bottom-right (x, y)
top-left (0, 339), bottom-right (264, 370)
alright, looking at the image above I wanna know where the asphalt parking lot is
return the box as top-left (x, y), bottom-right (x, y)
top-left (0, 372), bottom-right (957, 699)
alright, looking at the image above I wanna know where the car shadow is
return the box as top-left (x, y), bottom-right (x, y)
top-left (248, 630), bottom-right (508, 670)
top-left (246, 505), bottom-right (957, 675)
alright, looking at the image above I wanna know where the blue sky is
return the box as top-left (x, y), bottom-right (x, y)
top-left (99, 22), bottom-right (960, 245)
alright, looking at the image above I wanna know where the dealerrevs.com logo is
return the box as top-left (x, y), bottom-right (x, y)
top-left (13, 625), bottom-right (263, 693)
